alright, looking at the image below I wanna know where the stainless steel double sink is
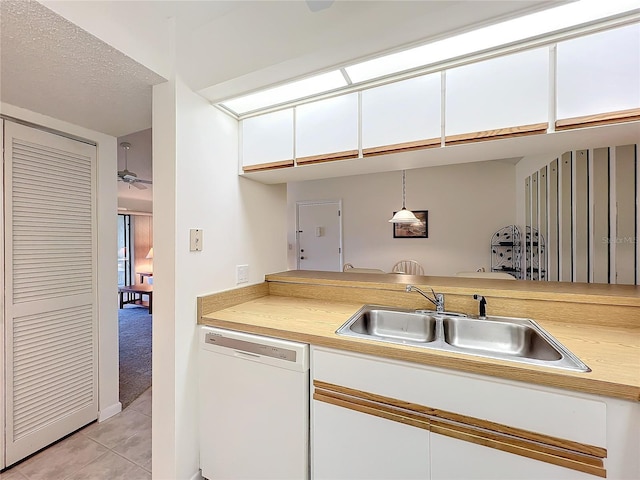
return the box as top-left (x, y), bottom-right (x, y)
top-left (336, 305), bottom-right (590, 372)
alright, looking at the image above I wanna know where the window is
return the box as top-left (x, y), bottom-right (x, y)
top-left (117, 214), bottom-right (132, 286)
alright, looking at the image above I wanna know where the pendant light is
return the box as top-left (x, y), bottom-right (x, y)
top-left (389, 170), bottom-right (420, 224)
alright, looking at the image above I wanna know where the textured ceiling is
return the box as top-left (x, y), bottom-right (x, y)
top-left (0, 0), bottom-right (166, 137)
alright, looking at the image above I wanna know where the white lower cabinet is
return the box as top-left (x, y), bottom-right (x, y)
top-left (430, 433), bottom-right (595, 480)
top-left (311, 346), bottom-right (640, 480)
top-left (313, 399), bottom-right (429, 480)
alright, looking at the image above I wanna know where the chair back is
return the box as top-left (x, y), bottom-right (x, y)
top-left (345, 268), bottom-right (386, 274)
top-left (343, 263), bottom-right (385, 273)
top-left (392, 260), bottom-right (424, 275)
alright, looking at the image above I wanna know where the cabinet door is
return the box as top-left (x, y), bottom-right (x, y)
top-left (445, 47), bottom-right (549, 143)
top-left (362, 74), bottom-right (441, 155)
top-left (241, 108), bottom-right (294, 171)
top-left (312, 347), bottom-right (606, 448)
top-left (295, 93), bottom-right (358, 164)
top-left (313, 399), bottom-right (429, 480)
top-left (556, 23), bottom-right (640, 128)
top-left (431, 433), bottom-right (597, 480)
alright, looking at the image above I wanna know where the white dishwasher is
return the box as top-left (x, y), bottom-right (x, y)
top-left (198, 326), bottom-right (309, 480)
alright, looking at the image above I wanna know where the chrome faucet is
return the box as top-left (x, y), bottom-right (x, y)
top-left (406, 285), bottom-right (445, 313)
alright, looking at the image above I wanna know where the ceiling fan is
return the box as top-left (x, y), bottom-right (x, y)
top-left (117, 142), bottom-right (152, 189)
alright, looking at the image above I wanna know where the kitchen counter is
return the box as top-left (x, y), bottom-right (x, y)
top-left (198, 271), bottom-right (640, 402)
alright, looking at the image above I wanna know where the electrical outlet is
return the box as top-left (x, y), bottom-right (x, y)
top-left (190, 229), bottom-right (203, 252)
top-left (237, 264), bottom-right (249, 284)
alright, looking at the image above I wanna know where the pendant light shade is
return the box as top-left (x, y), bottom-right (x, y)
top-left (389, 207), bottom-right (420, 224)
top-left (389, 170), bottom-right (419, 224)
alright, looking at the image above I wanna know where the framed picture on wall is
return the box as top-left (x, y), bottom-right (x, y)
top-left (393, 210), bottom-right (428, 238)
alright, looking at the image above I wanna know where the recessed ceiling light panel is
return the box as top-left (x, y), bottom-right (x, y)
top-left (221, 0), bottom-right (639, 114)
top-left (345, 0), bottom-right (640, 83)
top-left (221, 70), bottom-right (347, 115)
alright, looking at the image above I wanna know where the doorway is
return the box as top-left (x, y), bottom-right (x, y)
top-left (118, 213), bottom-right (153, 409)
top-left (296, 200), bottom-right (343, 271)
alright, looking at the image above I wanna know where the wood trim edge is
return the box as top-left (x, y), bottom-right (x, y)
top-left (555, 108), bottom-right (640, 131)
top-left (242, 159), bottom-right (294, 172)
top-left (313, 380), bottom-right (606, 477)
top-left (363, 138), bottom-right (441, 157)
top-left (314, 390), bottom-right (430, 431)
top-left (314, 380), bottom-right (606, 458)
top-left (296, 150), bottom-right (359, 165)
top-left (445, 123), bottom-right (548, 145)
top-left (430, 417), bottom-right (603, 469)
top-left (431, 422), bottom-right (606, 478)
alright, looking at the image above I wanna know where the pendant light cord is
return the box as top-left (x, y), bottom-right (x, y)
top-left (120, 142), bottom-right (131, 170)
top-left (389, 169), bottom-right (419, 224)
top-left (402, 170), bottom-right (407, 209)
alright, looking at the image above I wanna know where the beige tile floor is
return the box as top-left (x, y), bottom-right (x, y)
top-left (0, 388), bottom-right (152, 480)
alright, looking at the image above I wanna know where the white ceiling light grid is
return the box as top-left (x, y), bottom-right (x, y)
top-left (220, 0), bottom-right (640, 117)
top-left (346, 0), bottom-right (640, 83)
top-left (221, 70), bottom-right (348, 116)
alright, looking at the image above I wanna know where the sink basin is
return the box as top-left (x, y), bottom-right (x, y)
top-left (442, 317), bottom-right (562, 361)
top-left (336, 305), bottom-right (590, 372)
top-left (346, 307), bottom-right (436, 343)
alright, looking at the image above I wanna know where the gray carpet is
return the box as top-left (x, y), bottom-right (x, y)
top-left (119, 305), bottom-right (152, 409)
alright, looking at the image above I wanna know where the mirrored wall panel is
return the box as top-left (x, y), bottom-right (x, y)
top-left (524, 143), bottom-right (638, 284)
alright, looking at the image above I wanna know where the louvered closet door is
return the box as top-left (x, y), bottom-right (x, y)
top-left (4, 121), bottom-right (98, 466)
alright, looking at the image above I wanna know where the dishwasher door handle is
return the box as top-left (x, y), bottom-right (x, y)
top-left (233, 350), bottom-right (261, 360)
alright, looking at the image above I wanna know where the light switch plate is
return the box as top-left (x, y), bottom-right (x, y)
top-left (190, 229), bottom-right (203, 252)
top-left (237, 264), bottom-right (249, 284)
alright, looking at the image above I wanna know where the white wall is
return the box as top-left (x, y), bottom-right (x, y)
top-left (152, 78), bottom-right (287, 479)
top-left (118, 128), bottom-right (153, 213)
top-left (0, 102), bottom-right (121, 421)
top-left (288, 161), bottom-right (516, 275)
top-left (151, 78), bottom-right (177, 479)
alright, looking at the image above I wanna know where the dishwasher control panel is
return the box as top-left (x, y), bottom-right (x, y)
top-left (205, 332), bottom-right (297, 362)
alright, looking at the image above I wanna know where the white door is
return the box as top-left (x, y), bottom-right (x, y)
top-left (4, 121), bottom-right (98, 466)
top-left (296, 201), bottom-right (342, 271)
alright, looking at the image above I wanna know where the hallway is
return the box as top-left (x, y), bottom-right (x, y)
top-left (0, 388), bottom-right (151, 480)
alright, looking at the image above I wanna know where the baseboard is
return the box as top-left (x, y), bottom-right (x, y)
top-left (190, 470), bottom-right (204, 480)
top-left (98, 402), bottom-right (122, 422)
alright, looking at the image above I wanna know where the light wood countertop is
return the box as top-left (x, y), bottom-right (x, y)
top-left (198, 271), bottom-right (640, 402)
top-left (200, 295), bottom-right (640, 402)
